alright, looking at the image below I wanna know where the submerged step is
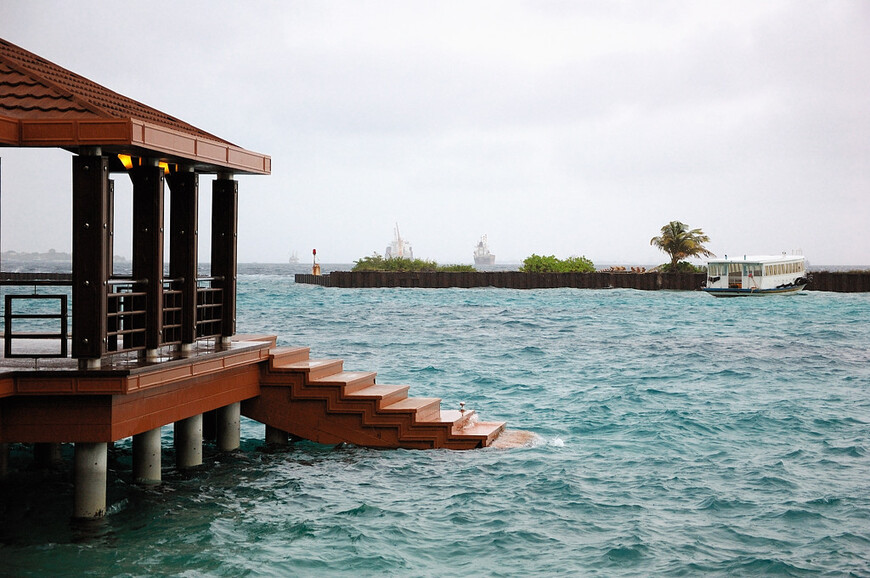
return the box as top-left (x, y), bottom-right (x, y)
top-left (438, 409), bottom-right (477, 429)
top-left (456, 421), bottom-right (506, 442)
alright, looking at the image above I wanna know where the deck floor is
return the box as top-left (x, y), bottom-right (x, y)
top-left (0, 335), bottom-right (275, 376)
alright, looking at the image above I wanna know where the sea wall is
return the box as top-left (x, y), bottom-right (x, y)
top-left (297, 271), bottom-right (705, 290)
top-left (296, 271), bottom-right (870, 292)
top-left (806, 271), bottom-right (870, 293)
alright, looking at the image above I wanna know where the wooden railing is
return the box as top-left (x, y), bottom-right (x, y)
top-left (162, 277), bottom-right (183, 346)
top-left (0, 273), bottom-right (72, 359)
top-left (3, 294), bottom-right (68, 358)
top-left (106, 277), bottom-right (147, 354)
top-left (196, 276), bottom-right (224, 339)
top-left (1, 272), bottom-right (229, 360)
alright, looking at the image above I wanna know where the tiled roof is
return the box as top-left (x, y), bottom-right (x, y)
top-left (0, 61), bottom-right (96, 119)
top-left (0, 38), bottom-right (227, 142)
top-left (0, 38), bottom-right (269, 175)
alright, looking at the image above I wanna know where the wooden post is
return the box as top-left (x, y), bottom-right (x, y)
top-left (130, 163), bottom-right (165, 353)
top-left (211, 175), bottom-right (238, 341)
top-left (72, 152), bottom-right (109, 362)
top-left (167, 170), bottom-right (199, 347)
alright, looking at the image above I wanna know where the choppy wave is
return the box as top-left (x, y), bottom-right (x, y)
top-left (2, 279), bottom-right (869, 575)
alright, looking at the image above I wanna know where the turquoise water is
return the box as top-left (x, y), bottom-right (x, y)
top-left (2, 270), bottom-right (870, 575)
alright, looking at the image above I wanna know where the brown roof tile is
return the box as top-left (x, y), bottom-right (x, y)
top-left (0, 38), bottom-right (228, 143)
top-left (0, 38), bottom-right (269, 175)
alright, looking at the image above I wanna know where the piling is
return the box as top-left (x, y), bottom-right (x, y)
top-left (216, 402), bottom-right (241, 452)
top-left (33, 442), bottom-right (63, 468)
top-left (174, 414), bottom-right (203, 469)
top-left (73, 442), bottom-right (107, 519)
top-left (132, 427), bottom-right (162, 484)
top-left (0, 443), bottom-right (8, 478)
top-left (265, 425), bottom-right (289, 446)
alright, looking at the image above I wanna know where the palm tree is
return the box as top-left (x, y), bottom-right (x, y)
top-left (650, 221), bottom-right (714, 272)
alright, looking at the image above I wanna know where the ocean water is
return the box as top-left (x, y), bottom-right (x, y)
top-left (2, 266), bottom-right (870, 576)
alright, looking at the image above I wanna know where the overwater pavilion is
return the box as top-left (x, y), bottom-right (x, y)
top-left (0, 39), bottom-right (505, 519)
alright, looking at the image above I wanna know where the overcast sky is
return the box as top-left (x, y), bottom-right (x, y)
top-left (1, 1), bottom-right (868, 265)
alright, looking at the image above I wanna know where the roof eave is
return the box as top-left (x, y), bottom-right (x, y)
top-left (0, 115), bottom-right (271, 175)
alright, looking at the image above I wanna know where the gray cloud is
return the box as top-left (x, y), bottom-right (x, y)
top-left (1, 1), bottom-right (868, 265)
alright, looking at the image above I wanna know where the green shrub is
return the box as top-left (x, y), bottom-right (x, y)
top-left (438, 264), bottom-right (477, 272)
top-left (659, 261), bottom-right (706, 273)
top-left (558, 256), bottom-right (596, 273)
top-left (352, 254), bottom-right (476, 272)
top-left (520, 254), bottom-right (595, 273)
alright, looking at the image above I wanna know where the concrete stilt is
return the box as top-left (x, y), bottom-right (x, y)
top-left (216, 402), bottom-right (241, 452)
top-left (174, 414), bottom-right (203, 469)
top-left (34, 442), bottom-right (63, 468)
top-left (202, 409), bottom-right (217, 441)
top-left (265, 425), bottom-right (289, 446)
top-left (132, 427), bottom-right (162, 484)
top-left (73, 442), bottom-right (107, 519)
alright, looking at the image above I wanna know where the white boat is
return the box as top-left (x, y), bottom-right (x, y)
top-left (288, 251), bottom-right (300, 264)
top-left (473, 235), bottom-right (495, 266)
top-left (703, 254), bottom-right (809, 296)
top-left (385, 224), bottom-right (413, 260)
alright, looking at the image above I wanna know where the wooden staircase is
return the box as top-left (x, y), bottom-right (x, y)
top-left (242, 346), bottom-right (506, 449)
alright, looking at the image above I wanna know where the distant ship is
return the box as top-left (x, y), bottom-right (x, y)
top-left (288, 251), bottom-right (300, 264)
top-left (473, 235), bottom-right (495, 266)
top-left (385, 224), bottom-right (413, 260)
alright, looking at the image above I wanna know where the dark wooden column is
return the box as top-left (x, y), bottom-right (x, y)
top-left (106, 179), bottom-right (114, 276)
top-left (167, 170), bottom-right (199, 346)
top-left (130, 163), bottom-right (165, 352)
top-left (211, 175), bottom-right (238, 340)
top-left (72, 153), bottom-right (110, 361)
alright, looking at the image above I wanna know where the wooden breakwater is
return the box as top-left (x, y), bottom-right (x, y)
top-left (297, 271), bottom-right (706, 290)
top-left (296, 271), bottom-right (870, 292)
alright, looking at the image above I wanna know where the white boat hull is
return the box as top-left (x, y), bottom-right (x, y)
top-left (474, 255), bottom-right (495, 266)
top-left (703, 284), bottom-right (807, 297)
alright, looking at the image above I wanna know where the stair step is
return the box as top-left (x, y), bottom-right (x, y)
top-left (380, 397), bottom-right (442, 423)
top-left (270, 346), bottom-right (310, 366)
top-left (277, 358), bottom-right (343, 380)
top-left (438, 409), bottom-right (477, 429)
top-left (454, 421), bottom-right (506, 445)
top-left (345, 384), bottom-right (410, 408)
top-left (234, 334), bottom-right (278, 347)
top-left (310, 371), bottom-right (377, 393)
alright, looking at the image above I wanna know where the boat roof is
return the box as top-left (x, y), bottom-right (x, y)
top-left (708, 255), bottom-right (805, 264)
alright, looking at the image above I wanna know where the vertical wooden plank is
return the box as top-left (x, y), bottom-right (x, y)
top-left (167, 171), bottom-right (199, 345)
top-left (72, 154), bottom-right (109, 359)
top-left (211, 177), bottom-right (238, 339)
top-left (107, 179), bottom-right (114, 276)
top-left (131, 164), bottom-right (165, 350)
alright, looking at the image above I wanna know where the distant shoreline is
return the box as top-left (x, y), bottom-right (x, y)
top-left (1, 253), bottom-right (866, 273)
top-left (1, 250), bottom-right (128, 263)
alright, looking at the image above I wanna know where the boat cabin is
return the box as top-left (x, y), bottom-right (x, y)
top-left (704, 254), bottom-right (808, 296)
